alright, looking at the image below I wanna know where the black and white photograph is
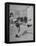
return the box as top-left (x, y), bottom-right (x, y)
top-left (5, 2), bottom-right (35, 43)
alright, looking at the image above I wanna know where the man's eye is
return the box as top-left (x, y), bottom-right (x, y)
top-left (20, 17), bottom-right (23, 22)
top-left (15, 23), bottom-right (20, 28)
top-left (27, 24), bottom-right (32, 27)
top-left (17, 17), bottom-right (20, 20)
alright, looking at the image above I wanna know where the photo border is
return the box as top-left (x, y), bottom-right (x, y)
top-left (5, 2), bottom-right (35, 44)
